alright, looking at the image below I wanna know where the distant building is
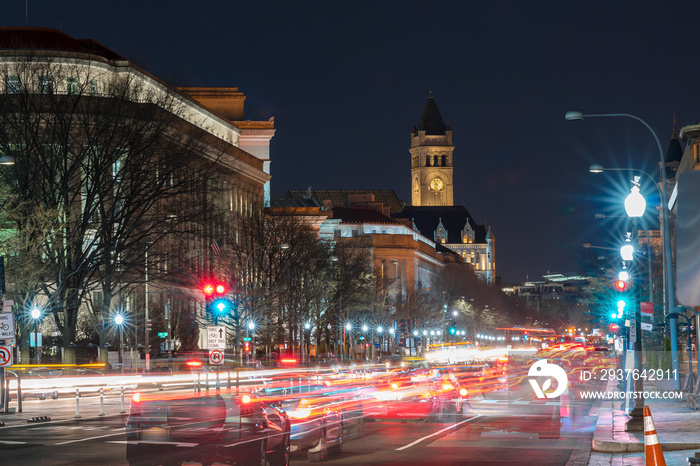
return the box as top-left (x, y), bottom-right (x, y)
top-left (510, 273), bottom-right (589, 301)
top-left (400, 95), bottom-right (495, 284)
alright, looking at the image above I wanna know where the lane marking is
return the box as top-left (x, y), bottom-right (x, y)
top-left (54, 428), bottom-right (125, 445)
top-left (0, 440), bottom-right (27, 444)
top-left (395, 415), bottom-right (483, 451)
top-left (109, 440), bottom-right (198, 447)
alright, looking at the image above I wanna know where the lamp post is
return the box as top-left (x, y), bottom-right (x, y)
top-left (362, 325), bottom-right (368, 361)
top-left (567, 111), bottom-right (680, 390)
top-left (344, 323), bottom-right (352, 361)
top-left (304, 322), bottom-right (311, 363)
top-left (624, 177), bottom-right (646, 431)
top-left (248, 321), bottom-right (255, 362)
top-left (30, 306), bottom-right (41, 364)
top-left (115, 314), bottom-right (124, 374)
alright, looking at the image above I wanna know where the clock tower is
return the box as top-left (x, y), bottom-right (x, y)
top-left (410, 93), bottom-right (454, 206)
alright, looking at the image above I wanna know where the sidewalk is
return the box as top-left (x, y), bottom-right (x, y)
top-left (589, 377), bottom-right (700, 465)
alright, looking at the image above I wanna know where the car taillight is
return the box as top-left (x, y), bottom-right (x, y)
top-left (459, 388), bottom-right (468, 397)
top-left (242, 395), bottom-right (251, 404)
top-left (442, 383), bottom-right (454, 391)
top-left (391, 383), bottom-right (399, 390)
top-left (131, 392), bottom-right (141, 403)
top-left (280, 358), bottom-right (297, 364)
top-left (186, 360), bottom-right (202, 367)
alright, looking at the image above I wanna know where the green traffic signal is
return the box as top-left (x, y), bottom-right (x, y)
top-left (212, 298), bottom-right (229, 314)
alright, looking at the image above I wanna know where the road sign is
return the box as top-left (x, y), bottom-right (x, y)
top-left (207, 326), bottom-right (226, 350)
top-left (209, 349), bottom-right (224, 365)
top-left (0, 313), bottom-right (14, 339)
top-left (640, 302), bottom-right (653, 316)
top-left (157, 332), bottom-right (167, 338)
top-left (641, 322), bottom-right (653, 332)
top-left (630, 318), bottom-right (637, 342)
top-left (0, 345), bottom-right (12, 367)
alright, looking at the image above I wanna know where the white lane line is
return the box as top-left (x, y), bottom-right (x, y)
top-left (0, 440), bottom-right (27, 444)
top-left (395, 415), bottom-right (483, 451)
top-left (54, 428), bottom-right (126, 445)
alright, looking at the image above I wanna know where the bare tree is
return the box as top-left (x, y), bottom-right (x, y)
top-left (0, 56), bottom-right (222, 362)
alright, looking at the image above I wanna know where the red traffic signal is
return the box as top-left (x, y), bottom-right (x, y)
top-left (614, 279), bottom-right (628, 292)
top-left (203, 282), bottom-right (227, 297)
top-left (609, 323), bottom-right (619, 332)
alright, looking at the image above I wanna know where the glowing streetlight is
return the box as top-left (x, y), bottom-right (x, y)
top-left (114, 314), bottom-right (125, 373)
top-left (30, 306), bottom-right (41, 364)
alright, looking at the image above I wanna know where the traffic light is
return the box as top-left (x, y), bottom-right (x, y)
top-left (448, 322), bottom-right (457, 335)
top-left (146, 319), bottom-right (152, 331)
top-left (613, 273), bottom-right (630, 318)
top-left (203, 281), bottom-right (231, 321)
top-left (614, 279), bottom-right (628, 292)
top-left (399, 319), bottom-right (406, 335)
top-left (243, 341), bottom-right (251, 353)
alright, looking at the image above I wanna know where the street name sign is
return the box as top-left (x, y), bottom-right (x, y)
top-left (207, 326), bottom-right (226, 350)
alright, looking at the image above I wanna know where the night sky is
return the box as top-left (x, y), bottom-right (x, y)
top-left (5, 1), bottom-right (700, 284)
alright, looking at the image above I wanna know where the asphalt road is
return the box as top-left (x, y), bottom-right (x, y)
top-left (0, 374), bottom-right (604, 465)
top-left (0, 402), bottom-right (598, 466)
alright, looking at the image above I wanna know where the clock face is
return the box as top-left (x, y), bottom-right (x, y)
top-left (430, 178), bottom-right (443, 192)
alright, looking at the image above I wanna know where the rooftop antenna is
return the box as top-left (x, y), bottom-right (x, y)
top-left (25, 0), bottom-right (28, 26)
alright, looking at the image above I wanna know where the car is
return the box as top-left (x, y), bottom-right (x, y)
top-left (260, 353), bottom-right (300, 368)
top-left (125, 391), bottom-right (291, 466)
top-left (364, 369), bottom-right (466, 422)
top-left (257, 383), bottom-right (343, 462)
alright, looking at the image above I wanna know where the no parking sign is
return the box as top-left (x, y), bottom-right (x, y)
top-left (209, 349), bottom-right (224, 365)
top-left (0, 345), bottom-right (12, 367)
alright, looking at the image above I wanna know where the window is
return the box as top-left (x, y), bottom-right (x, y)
top-left (89, 79), bottom-right (98, 95)
top-left (5, 75), bottom-right (20, 94)
top-left (38, 75), bottom-right (53, 94)
top-left (67, 77), bottom-right (79, 95)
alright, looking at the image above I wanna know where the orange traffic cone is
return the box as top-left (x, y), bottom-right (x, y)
top-left (644, 405), bottom-right (666, 466)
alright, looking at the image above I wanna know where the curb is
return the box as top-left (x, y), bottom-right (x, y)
top-left (592, 438), bottom-right (700, 453)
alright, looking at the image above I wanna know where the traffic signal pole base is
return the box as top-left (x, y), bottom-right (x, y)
top-left (625, 410), bottom-right (644, 432)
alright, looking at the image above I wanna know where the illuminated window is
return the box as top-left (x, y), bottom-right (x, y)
top-left (90, 79), bottom-right (98, 95)
top-left (67, 77), bottom-right (79, 95)
top-left (5, 75), bottom-right (20, 94)
top-left (38, 75), bottom-right (53, 94)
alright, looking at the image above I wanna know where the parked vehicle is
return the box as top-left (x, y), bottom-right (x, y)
top-left (126, 391), bottom-right (290, 466)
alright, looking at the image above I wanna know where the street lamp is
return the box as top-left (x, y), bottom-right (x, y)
top-left (115, 314), bottom-right (124, 374)
top-left (623, 177), bottom-right (645, 431)
top-left (567, 110), bottom-right (679, 390)
top-left (30, 306), bottom-right (41, 364)
top-left (304, 322), bottom-right (311, 363)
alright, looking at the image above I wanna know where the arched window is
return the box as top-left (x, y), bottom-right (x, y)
top-left (434, 155), bottom-right (439, 166)
top-left (441, 155), bottom-right (447, 166)
top-left (426, 156), bottom-right (431, 166)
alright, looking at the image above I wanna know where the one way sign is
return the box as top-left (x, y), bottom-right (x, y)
top-left (207, 326), bottom-right (226, 350)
